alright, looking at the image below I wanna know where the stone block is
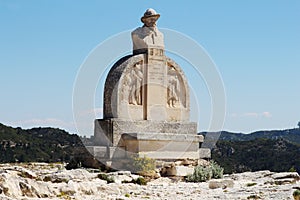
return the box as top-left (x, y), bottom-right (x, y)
top-left (175, 166), bottom-right (194, 176)
top-left (94, 119), bottom-right (198, 146)
top-left (138, 150), bottom-right (200, 160)
top-left (208, 179), bottom-right (234, 189)
top-left (120, 132), bottom-right (202, 160)
top-left (199, 148), bottom-right (211, 159)
top-left (86, 146), bottom-right (108, 158)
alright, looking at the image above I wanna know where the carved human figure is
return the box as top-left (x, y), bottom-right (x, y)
top-left (131, 8), bottom-right (164, 52)
top-left (167, 67), bottom-right (180, 108)
top-left (121, 73), bottom-right (131, 102)
top-left (129, 63), bottom-right (143, 105)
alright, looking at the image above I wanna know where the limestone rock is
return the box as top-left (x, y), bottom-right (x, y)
top-left (107, 171), bottom-right (133, 184)
top-left (160, 163), bottom-right (177, 176)
top-left (271, 172), bottom-right (300, 180)
top-left (0, 163), bottom-right (299, 199)
top-left (19, 181), bottom-right (40, 197)
top-left (175, 166), bottom-right (194, 177)
top-left (274, 178), bottom-right (297, 185)
top-left (137, 170), bottom-right (160, 180)
top-left (208, 179), bottom-right (234, 189)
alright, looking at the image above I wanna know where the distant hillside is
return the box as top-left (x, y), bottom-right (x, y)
top-left (2, 122), bottom-right (300, 173)
top-left (201, 129), bottom-right (300, 148)
top-left (200, 129), bottom-right (300, 174)
top-left (212, 138), bottom-right (300, 174)
top-left (0, 123), bottom-right (97, 167)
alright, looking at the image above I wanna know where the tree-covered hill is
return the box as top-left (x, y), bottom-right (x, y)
top-left (1, 122), bottom-right (300, 174)
top-left (202, 128), bottom-right (300, 145)
top-left (201, 129), bottom-right (300, 174)
top-left (0, 123), bottom-right (89, 164)
top-left (212, 138), bottom-right (300, 174)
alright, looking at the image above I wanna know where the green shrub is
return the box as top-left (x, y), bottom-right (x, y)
top-left (246, 182), bottom-right (257, 187)
top-left (132, 155), bottom-right (155, 173)
top-left (134, 177), bottom-right (147, 185)
top-left (186, 160), bottom-right (224, 182)
top-left (97, 173), bottom-right (115, 183)
top-left (247, 195), bottom-right (260, 199)
top-left (294, 190), bottom-right (300, 200)
top-left (289, 166), bottom-right (297, 172)
top-left (122, 176), bottom-right (147, 185)
top-left (186, 165), bottom-right (212, 182)
top-left (57, 192), bottom-right (72, 200)
top-left (210, 160), bottom-right (224, 179)
top-left (125, 193), bottom-right (130, 197)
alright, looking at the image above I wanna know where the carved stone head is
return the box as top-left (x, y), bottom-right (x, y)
top-left (141, 8), bottom-right (160, 27)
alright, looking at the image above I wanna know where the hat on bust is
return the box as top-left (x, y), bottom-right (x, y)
top-left (141, 8), bottom-right (160, 23)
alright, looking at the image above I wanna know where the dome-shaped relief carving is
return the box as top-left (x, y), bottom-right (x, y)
top-left (104, 55), bottom-right (189, 122)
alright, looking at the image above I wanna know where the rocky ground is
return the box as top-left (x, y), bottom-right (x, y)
top-left (0, 163), bottom-right (299, 200)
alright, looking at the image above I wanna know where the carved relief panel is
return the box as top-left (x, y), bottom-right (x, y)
top-left (167, 62), bottom-right (186, 108)
top-left (121, 60), bottom-right (144, 106)
top-left (118, 59), bottom-right (145, 120)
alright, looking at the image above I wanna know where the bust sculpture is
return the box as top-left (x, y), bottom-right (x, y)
top-left (131, 8), bottom-right (164, 53)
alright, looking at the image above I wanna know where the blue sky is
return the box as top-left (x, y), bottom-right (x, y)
top-left (1, 1), bottom-right (300, 135)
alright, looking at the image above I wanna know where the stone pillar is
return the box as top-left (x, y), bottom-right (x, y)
top-left (145, 48), bottom-right (167, 120)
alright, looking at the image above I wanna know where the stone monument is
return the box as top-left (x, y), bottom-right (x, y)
top-left (91, 9), bottom-right (208, 168)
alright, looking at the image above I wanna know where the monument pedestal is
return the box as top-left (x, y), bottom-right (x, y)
top-left (94, 119), bottom-right (197, 146)
top-left (121, 132), bottom-right (203, 159)
top-left (93, 119), bottom-right (203, 160)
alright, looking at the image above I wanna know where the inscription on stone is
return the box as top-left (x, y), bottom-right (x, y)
top-left (148, 59), bottom-right (165, 85)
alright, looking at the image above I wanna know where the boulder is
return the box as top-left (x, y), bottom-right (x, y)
top-left (271, 172), bottom-right (300, 180)
top-left (160, 163), bottom-right (177, 176)
top-left (208, 179), bottom-right (234, 189)
top-left (175, 166), bottom-right (194, 177)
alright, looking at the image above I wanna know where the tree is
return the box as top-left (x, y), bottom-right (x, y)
top-left (298, 121), bottom-right (300, 129)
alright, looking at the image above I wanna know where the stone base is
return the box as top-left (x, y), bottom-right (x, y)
top-left (86, 146), bottom-right (127, 159)
top-left (86, 145), bottom-right (211, 172)
top-left (91, 118), bottom-right (209, 169)
top-left (120, 132), bottom-right (203, 160)
top-left (87, 132), bottom-right (206, 160)
top-left (199, 148), bottom-right (211, 159)
top-left (94, 118), bottom-right (198, 146)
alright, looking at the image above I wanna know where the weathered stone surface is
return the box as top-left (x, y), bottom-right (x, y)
top-left (99, 171), bottom-right (141, 184)
top-left (122, 133), bottom-right (202, 158)
top-left (95, 119), bottom-right (197, 146)
top-left (175, 166), bottom-right (194, 177)
top-left (271, 172), bottom-right (300, 180)
top-left (122, 132), bottom-right (203, 142)
top-left (208, 179), bottom-right (234, 189)
top-left (101, 57), bottom-right (190, 122)
top-left (160, 163), bottom-right (177, 176)
top-left (0, 163), bottom-right (300, 199)
top-left (102, 54), bottom-right (144, 120)
top-left (274, 178), bottom-right (297, 185)
top-left (199, 148), bottom-right (211, 159)
top-left (139, 150), bottom-right (201, 160)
